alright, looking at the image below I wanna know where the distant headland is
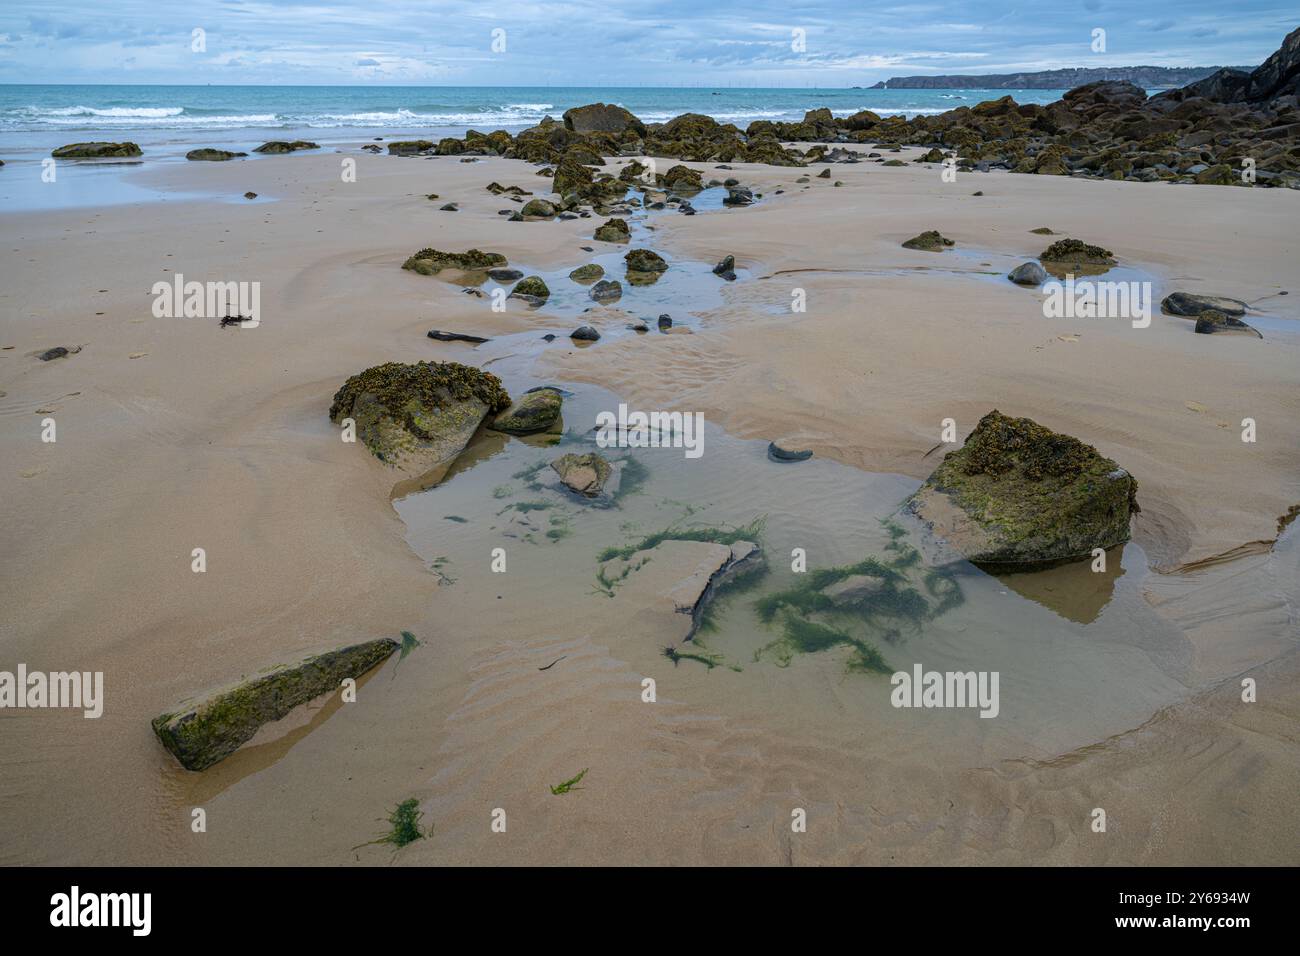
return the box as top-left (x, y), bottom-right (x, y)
top-left (870, 66), bottom-right (1255, 90)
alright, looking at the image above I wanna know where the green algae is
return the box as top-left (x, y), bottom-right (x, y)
top-left (663, 645), bottom-right (724, 669)
top-left (550, 769), bottom-right (588, 795)
top-left (354, 798), bottom-right (428, 851)
top-left (756, 614), bottom-right (891, 674)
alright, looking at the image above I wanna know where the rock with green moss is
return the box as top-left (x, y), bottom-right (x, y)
top-left (594, 217), bottom-right (630, 243)
top-left (329, 361), bottom-right (510, 480)
top-left (901, 230), bottom-right (955, 251)
top-left (1194, 164), bottom-right (1236, 185)
top-left (401, 247), bottom-right (508, 275)
top-left (52, 141), bottom-right (142, 158)
top-left (569, 263), bottom-right (604, 283)
top-left (562, 103), bottom-right (647, 137)
top-left (511, 276), bottom-right (550, 300)
top-left (908, 410), bottom-right (1138, 569)
top-left (490, 388), bottom-right (563, 434)
top-left (186, 148), bottom-right (247, 161)
top-left (151, 638), bottom-right (399, 771)
top-left (1039, 238), bottom-right (1116, 268)
top-left (661, 164), bottom-right (704, 192)
top-left (625, 248), bottom-right (669, 274)
top-left (519, 198), bottom-right (557, 218)
top-left (387, 140), bottom-right (435, 155)
top-left (252, 140), bottom-right (319, 154)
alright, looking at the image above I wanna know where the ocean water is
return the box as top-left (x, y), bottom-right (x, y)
top-left (0, 83), bottom-right (1071, 156)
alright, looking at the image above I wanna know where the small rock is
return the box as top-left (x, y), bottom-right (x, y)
top-left (902, 230), bottom-right (955, 252)
top-left (713, 255), bottom-right (737, 281)
top-left (767, 442), bottom-right (813, 462)
top-left (589, 279), bottom-right (623, 303)
top-left (1008, 261), bottom-right (1049, 286)
top-left (570, 326), bottom-right (601, 341)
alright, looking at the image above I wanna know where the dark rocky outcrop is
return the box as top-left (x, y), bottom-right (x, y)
top-left (252, 140), bottom-right (319, 154)
top-left (388, 140), bottom-right (435, 155)
top-left (186, 148), bottom-right (247, 161)
top-left (52, 142), bottom-right (142, 158)
top-left (152, 639), bottom-right (399, 771)
top-left (401, 248), bottom-right (508, 275)
top-left (908, 410), bottom-right (1139, 570)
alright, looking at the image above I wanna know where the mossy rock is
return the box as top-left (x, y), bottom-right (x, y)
top-left (1039, 238), bottom-right (1116, 267)
top-left (186, 148), bottom-right (247, 161)
top-left (901, 230), bottom-right (955, 252)
top-left (490, 388), bottom-right (563, 435)
top-left (387, 140), bottom-right (435, 155)
top-left (594, 217), bottom-right (630, 243)
top-left (519, 198), bottom-right (557, 218)
top-left (401, 247), bottom-right (508, 275)
top-left (625, 249), bottom-right (669, 273)
top-left (252, 140), bottom-right (319, 154)
top-left (151, 638), bottom-right (399, 771)
top-left (52, 141), bottom-right (142, 158)
top-left (662, 164), bottom-right (704, 192)
top-left (1194, 164), bottom-right (1236, 185)
top-left (511, 276), bottom-right (551, 299)
top-left (908, 410), bottom-right (1138, 570)
top-left (562, 103), bottom-right (647, 137)
top-left (569, 263), bottom-right (605, 283)
top-left (329, 361), bottom-right (509, 479)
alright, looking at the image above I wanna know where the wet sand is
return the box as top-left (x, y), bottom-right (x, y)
top-left (0, 146), bottom-right (1297, 865)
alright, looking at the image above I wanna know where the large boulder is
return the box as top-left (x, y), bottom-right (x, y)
top-left (563, 103), bottom-right (647, 137)
top-left (907, 410), bottom-right (1139, 569)
top-left (490, 387), bottom-right (563, 434)
top-left (52, 141), bottom-right (142, 158)
top-left (329, 361), bottom-right (510, 481)
top-left (151, 638), bottom-right (399, 770)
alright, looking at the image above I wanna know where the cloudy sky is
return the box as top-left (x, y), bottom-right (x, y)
top-left (0, 1), bottom-right (1294, 86)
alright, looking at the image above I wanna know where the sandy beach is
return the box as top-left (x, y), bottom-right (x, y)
top-left (1, 132), bottom-right (1297, 866)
